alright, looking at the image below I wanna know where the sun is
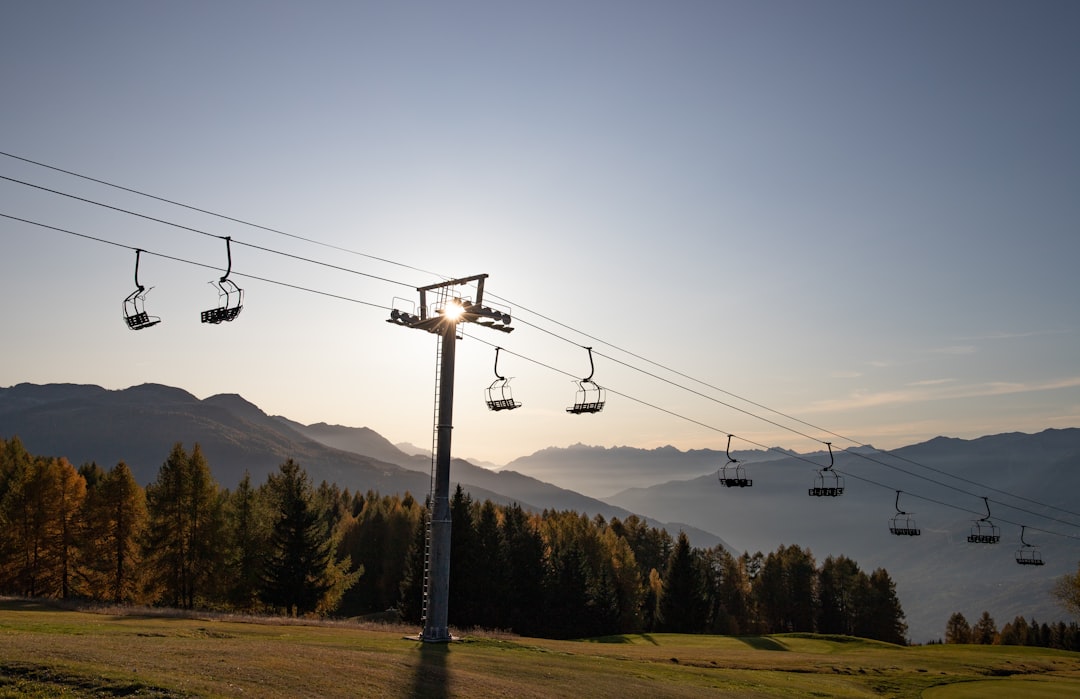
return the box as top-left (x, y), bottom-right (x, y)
top-left (441, 299), bottom-right (466, 320)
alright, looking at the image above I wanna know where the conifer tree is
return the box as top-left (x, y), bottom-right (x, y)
top-left (498, 502), bottom-right (545, 635)
top-left (659, 531), bottom-right (706, 633)
top-left (260, 459), bottom-right (340, 616)
top-left (972, 610), bottom-right (997, 644)
top-left (143, 443), bottom-right (221, 608)
top-left (945, 612), bottom-right (972, 643)
top-left (858, 568), bottom-right (907, 644)
top-left (221, 472), bottom-right (267, 610)
top-left (80, 461), bottom-right (146, 603)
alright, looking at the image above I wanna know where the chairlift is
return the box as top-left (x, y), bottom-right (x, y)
top-left (966, 496), bottom-right (1001, 544)
top-left (888, 490), bottom-right (921, 536)
top-left (719, 434), bottom-right (752, 487)
top-left (1015, 526), bottom-right (1044, 566)
top-left (567, 346), bottom-right (606, 414)
top-left (808, 442), bottom-right (844, 496)
top-left (122, 249), bottom-right (161, 330)
top-left (200, 237), bottom-right (244, 324)
top-left (485, 347), bottom-right (521, 411)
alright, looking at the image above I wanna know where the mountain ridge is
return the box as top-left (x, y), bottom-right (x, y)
top-left (0, 382), bottom-right (724, 549)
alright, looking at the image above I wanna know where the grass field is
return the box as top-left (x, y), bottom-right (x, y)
top-left (1, 598), bottom-right (1079, 698)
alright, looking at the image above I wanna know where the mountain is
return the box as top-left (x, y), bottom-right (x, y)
top-left (604, 429), bottom-right (1080, 643)
top-left (285, 419), bottom-right (726, 548)
top-left (501, 442), bottom-right (796, 499)
top-left (4, 382), bottom-right (1076, 642)
top-left (0, 383), bottom-right (723, 549)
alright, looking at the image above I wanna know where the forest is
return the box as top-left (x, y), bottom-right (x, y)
top-left (0, 436), bottom-right (912, 642)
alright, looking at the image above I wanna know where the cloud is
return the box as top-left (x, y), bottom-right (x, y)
top-left (926, 345), bottom-right (977, 355)
top-left (955, 329), bottom-right (1073, 342)
top-left (801, 376), bottom-right (1080, 414)
top-left (906, 378), bottom-right (955, 387)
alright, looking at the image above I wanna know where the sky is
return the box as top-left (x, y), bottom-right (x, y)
top-left (2, 1), bottom-right (1078, 467)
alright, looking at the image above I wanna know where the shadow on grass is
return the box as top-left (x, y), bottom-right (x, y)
top-left (737, 636), bottom-right (790, 651)
top-left (409, 640), bottom-right (450, 698)
top-left (0, 597), bottom-right (62, 612)
top-left (585, 633), bottom-right (661, 645)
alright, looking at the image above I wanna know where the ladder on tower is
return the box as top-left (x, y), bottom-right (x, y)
top-left (420, 335), bottom-right (442, 630)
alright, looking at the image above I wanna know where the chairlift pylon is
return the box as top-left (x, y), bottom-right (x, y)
top-left (1015, 525), bottom-right (1045, 566)
top-left (889, 490), bottom-right (921, 536)
top-left (122, 248), bottom-right (161, 330)
top-left (719, 434), bottom-right (752, 487)
top-left (567, 346), bottom-right (606, 414)
top-left (808, 442), bottom-right (844, 496)
top-left (485, 347), bottom-right (521, 411)
top-left (966, 496), bottom-right (1001, 544)
top-left (200, 236), bottom-right (244, 324)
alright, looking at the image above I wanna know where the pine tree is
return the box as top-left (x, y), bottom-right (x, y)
top-left (659, 531), bottom-right (706, 633)
top-left (972, 611), bottom-right (997, 644)
top-left (260, 459), bottom-right (337, 616)
top-left (448, 485), bottom-right (481, 628)
top-left (499, 503), bottom-right (545, 636)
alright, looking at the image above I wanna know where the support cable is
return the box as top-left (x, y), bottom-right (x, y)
top-left (0, 174), bottom-right (416, 291)
top-left (0, 213), bottom-right (387, 310)
top-left (0, 150), bottom-right (445, 280)
top-left (5, 158), bottom-right (1079, 530)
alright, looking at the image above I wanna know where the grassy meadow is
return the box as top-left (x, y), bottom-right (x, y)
top-left (1, 598), bottom-right (1079, 698)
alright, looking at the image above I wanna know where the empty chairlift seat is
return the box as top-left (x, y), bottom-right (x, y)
top-left (485, 347), bottom-right (521, 411)
top-left (567, 346), bottom-right (606, 414)
top-left (201, 237), bottom-right (244, 324)
top-left (122, 249), bottom-right (161, 330)
top-left (808, 442), bottom-right (844, 497)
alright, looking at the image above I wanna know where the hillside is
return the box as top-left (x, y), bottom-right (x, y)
top-left (604, 430), bottom-right (1080, 642)
top-left (0, 382), bottom-right (722, 548)
top-left (3, 382), bottom-right (1077, 642)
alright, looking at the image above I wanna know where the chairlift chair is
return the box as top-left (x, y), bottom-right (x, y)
top-left (485, 347), bottom-right (521, 411)
top-left (888, 491), bottom-right (921, 536)
top-left (122, 249), bottom-right (161, 330)
top-left (567, 347), bottom-right (606, 414)
top-left (201, 237), bottom-right (244, 324)
top-left (719, 435), bottom-right (752, 487)
top-left (808, 442), bottom-right (844, 496)
top-left (966, 496), bottom-right (1001, 544)
top-left (1015, 526), bottom-right (1044, 566)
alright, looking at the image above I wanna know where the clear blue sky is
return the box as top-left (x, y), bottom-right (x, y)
top-left (2, 1), bottom-right (1078, 466)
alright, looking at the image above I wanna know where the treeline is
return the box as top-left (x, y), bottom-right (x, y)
top-left (0, 437), bottom-right (906, 642)
top-left (943, 611), bottom-right (1080, 651)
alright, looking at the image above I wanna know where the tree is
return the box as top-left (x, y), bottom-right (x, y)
top-left (1053, 561), bottom-right (1080, 619)
top-left (972, 611), bottom-right (997, 644)
top-left (857, 568), bottom-right (908, 645)
top-left (945, 612), bottom-right (972, 644)
top-left (659, 532), bottom-right (706, 633)
top-left (220, 472), bottom-right (268, 610)
top-left (753, 544), bottom-right (817, 633)
top-left (81, 461), bottom-right (147, 603)
top-left (498, 503), bottom-right (545, 636)
top-left (707, 547), bottom-right (752, 635)
top-left (143, 443), bottom-right (222, 608)
top-left (818, 555), bottom-right (863, 635)
top-left (260, 459), bottom-right (355, 616)
top-left (448, 486), bottom-right (482, 628)
top-left (0, 455), bottom-right (86, 598)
